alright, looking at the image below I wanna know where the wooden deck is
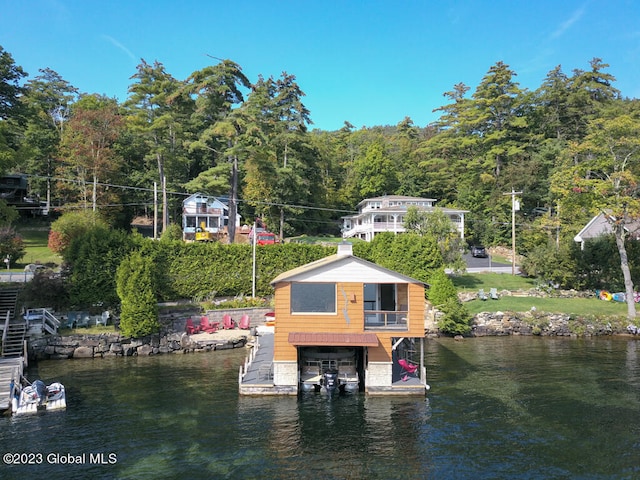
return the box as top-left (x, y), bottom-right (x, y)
top-left (0, 356), bottom-right (24, 411)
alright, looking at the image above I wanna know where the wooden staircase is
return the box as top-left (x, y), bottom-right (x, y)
top-left (0, 286), bottom-right (25, 357)
top-left (2, 320), bottom-right (26, 356)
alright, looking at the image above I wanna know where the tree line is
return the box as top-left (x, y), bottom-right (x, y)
top-left (3, 45), bottom-right (640, 316)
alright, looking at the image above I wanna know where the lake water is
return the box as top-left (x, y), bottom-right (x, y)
top-left (1, 336), bottom-right (639, 479)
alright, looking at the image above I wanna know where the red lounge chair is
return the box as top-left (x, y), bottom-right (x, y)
top-left (185, 318), bottom-right (201, 334)
top-left (222, 314), bottom-right (236, 330)
top-left (238, 314), bottom-right (250, 330)
top-left (199, 316), bottom-right (219, 333)
top-left (398, 358), bottom-right (418, 381)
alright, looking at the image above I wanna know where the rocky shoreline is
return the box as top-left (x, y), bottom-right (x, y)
top-left (25, 302), bottom-right (640, 361)
top-left (27, 329), bottom-right (251, 361)
top-left (428, 310), bottom-right (638, 338)
top-left (25, 308), bottom-right (270, 361)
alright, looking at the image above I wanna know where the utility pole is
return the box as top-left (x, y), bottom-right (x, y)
top-left (504, 189), bottom-right (522, 275)
top-left (252, 219), bottom-right (257, 298)
top-left (153, 182), bottom-right (158, 240)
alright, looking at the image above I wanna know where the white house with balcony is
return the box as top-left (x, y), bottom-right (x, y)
top-left (181, 193), bottom-right (240, 241)
top-left (341, 195), bottom-right (467, 242)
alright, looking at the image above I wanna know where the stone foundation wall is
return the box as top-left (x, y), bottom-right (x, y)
top-left (273, 361), bottom-right (298, 387)
top-left (426, 310), bottom-right (633, 338)
top-left (27, 307), bottom-right (271, 361)
top-left (28, 331), bottom-right (248, 361)
top-left (366, 362), bottom-right (392, 388)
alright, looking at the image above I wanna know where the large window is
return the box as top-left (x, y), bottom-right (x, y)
top-left (291, 283), bottom-right (336, 313)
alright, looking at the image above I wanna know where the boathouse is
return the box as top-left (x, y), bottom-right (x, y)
top-left (240, 243), bottom-right (429, 395)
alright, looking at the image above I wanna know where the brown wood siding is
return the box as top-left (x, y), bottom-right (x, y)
top-left (273, 281), bottom-right (425, 363)
top-left (407, 283), bottom-right (425, 337)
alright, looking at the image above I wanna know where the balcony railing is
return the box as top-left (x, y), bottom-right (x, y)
top-left (364, 310), bottom-right (408, 331)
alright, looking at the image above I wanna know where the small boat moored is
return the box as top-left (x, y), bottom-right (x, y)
top-left (11, 378), bottom-right (66, 415)
top-left (299, 347), bottom-right (361, 394)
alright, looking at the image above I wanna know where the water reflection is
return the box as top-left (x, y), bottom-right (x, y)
top-left (1, 338), bottom-right (639, 479)
top-left (235, 393), bottom-right (432, 478)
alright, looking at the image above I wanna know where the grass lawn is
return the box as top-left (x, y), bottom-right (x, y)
top-left (455, 272), bottom-right (632, 318)
top-left (452, 272), bottom-right (538, 292)
top-left (13, 220), bottom-right (61, 268)
top-left (58, 325), bottom-right (119, 335)
top-left (465, 296), bottom-right (629, 317)
top-left (287, 235), bottom-right (363, 244)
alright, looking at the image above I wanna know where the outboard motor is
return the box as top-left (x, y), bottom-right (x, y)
top-left (322, 369), bottom-right (339, 392)
top-left (33, 380), bottom-right (47, 405)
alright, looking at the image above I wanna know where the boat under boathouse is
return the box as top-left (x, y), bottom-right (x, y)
top-left (239, 243), bottom-right (430, 396)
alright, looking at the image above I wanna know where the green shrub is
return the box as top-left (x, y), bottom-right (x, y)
top-left (160, 223), bottom-right (183, 242)
top-left (65, 226), bottom-right (135, 308)
top-left (0, 226), bottom-right (25, 265)
top-left (116, 251), bottom-right (160, 338)
top-left (48, 211), bottom-right (108, 256)
top-left (436, 298), bottom-right (472, 335)
top-left (429, 269), bottom-right (472, 335)
top-left (427, 269), bottom-right (458, 307)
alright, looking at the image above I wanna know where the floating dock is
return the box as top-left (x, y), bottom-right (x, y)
top-left (0, 357), bottom-right (25, 412)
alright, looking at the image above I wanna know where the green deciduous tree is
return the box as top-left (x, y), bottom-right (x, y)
top-left (59, 94), bottom-right (123, 213)
top-left (48, 210), bottom-right (108, 255)
top-left (0, 46), bottom-right (27, 173)
top-left (0, 226), bottom-right (25, 265)
top-left (551, 108), bottom-right (640, 319)
top-left (19, 68), bottom-right (78, 204)
top-left (403, 206), bottom-right (466, 272)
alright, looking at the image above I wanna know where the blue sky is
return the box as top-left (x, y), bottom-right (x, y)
top-left (2, 0), bottom-right (639, 131)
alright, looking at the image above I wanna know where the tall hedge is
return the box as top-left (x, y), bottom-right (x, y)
top-left (116, 251), bottom-right (159, 338)
top-left (64, 226), bottom-right (135, 307)
top-left (64, 232), bottom-right (446, 308)
top-left (166, 242), bottom-right (333, 299)
top-left (359, 232), bottom-right (443, 283)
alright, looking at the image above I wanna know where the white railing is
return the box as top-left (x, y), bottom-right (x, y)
top-left (24, 308), bottom-right (60, 335)
top-left (239, 335), bottom-right (260, 381)
top-left (0, 272), bottom-right (35, 283)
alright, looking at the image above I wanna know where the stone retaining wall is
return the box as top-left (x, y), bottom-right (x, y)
top-left (27, 307), bottom-right (272, 361)
top-left (470, 311), bottom-right (620, 337)
top-left (427, 310), bottom-right (632, 338)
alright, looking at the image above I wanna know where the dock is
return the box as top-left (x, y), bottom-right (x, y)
top-left (0, 356), bottom-right (24, 411)
top-left (239, 332), bottom-right (428, 395)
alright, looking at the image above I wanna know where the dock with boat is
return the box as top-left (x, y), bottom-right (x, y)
top-left (0, 356), bottom-right (25, 412)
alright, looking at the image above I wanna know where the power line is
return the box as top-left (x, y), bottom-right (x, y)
top-left (26, 174), bottom-right (358, 215)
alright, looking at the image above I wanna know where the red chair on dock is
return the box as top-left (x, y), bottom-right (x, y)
top-left (199, 316), bottom-right (219, 333)
top-left (398, 358), bottom-right (418, 381)
top-left (222, 314), bottom-right (236, 330)
top-left (238, 314), bottom-right (250, 330)
top-left (185, 318), bottom-right (201, 334)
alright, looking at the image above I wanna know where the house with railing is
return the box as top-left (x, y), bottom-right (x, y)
top-left (181, 193), bottom-right (240, 241)
top-left (251, 242), bottom-right (429, 395)
top-left (341, 195), bottom-right (467, 242)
